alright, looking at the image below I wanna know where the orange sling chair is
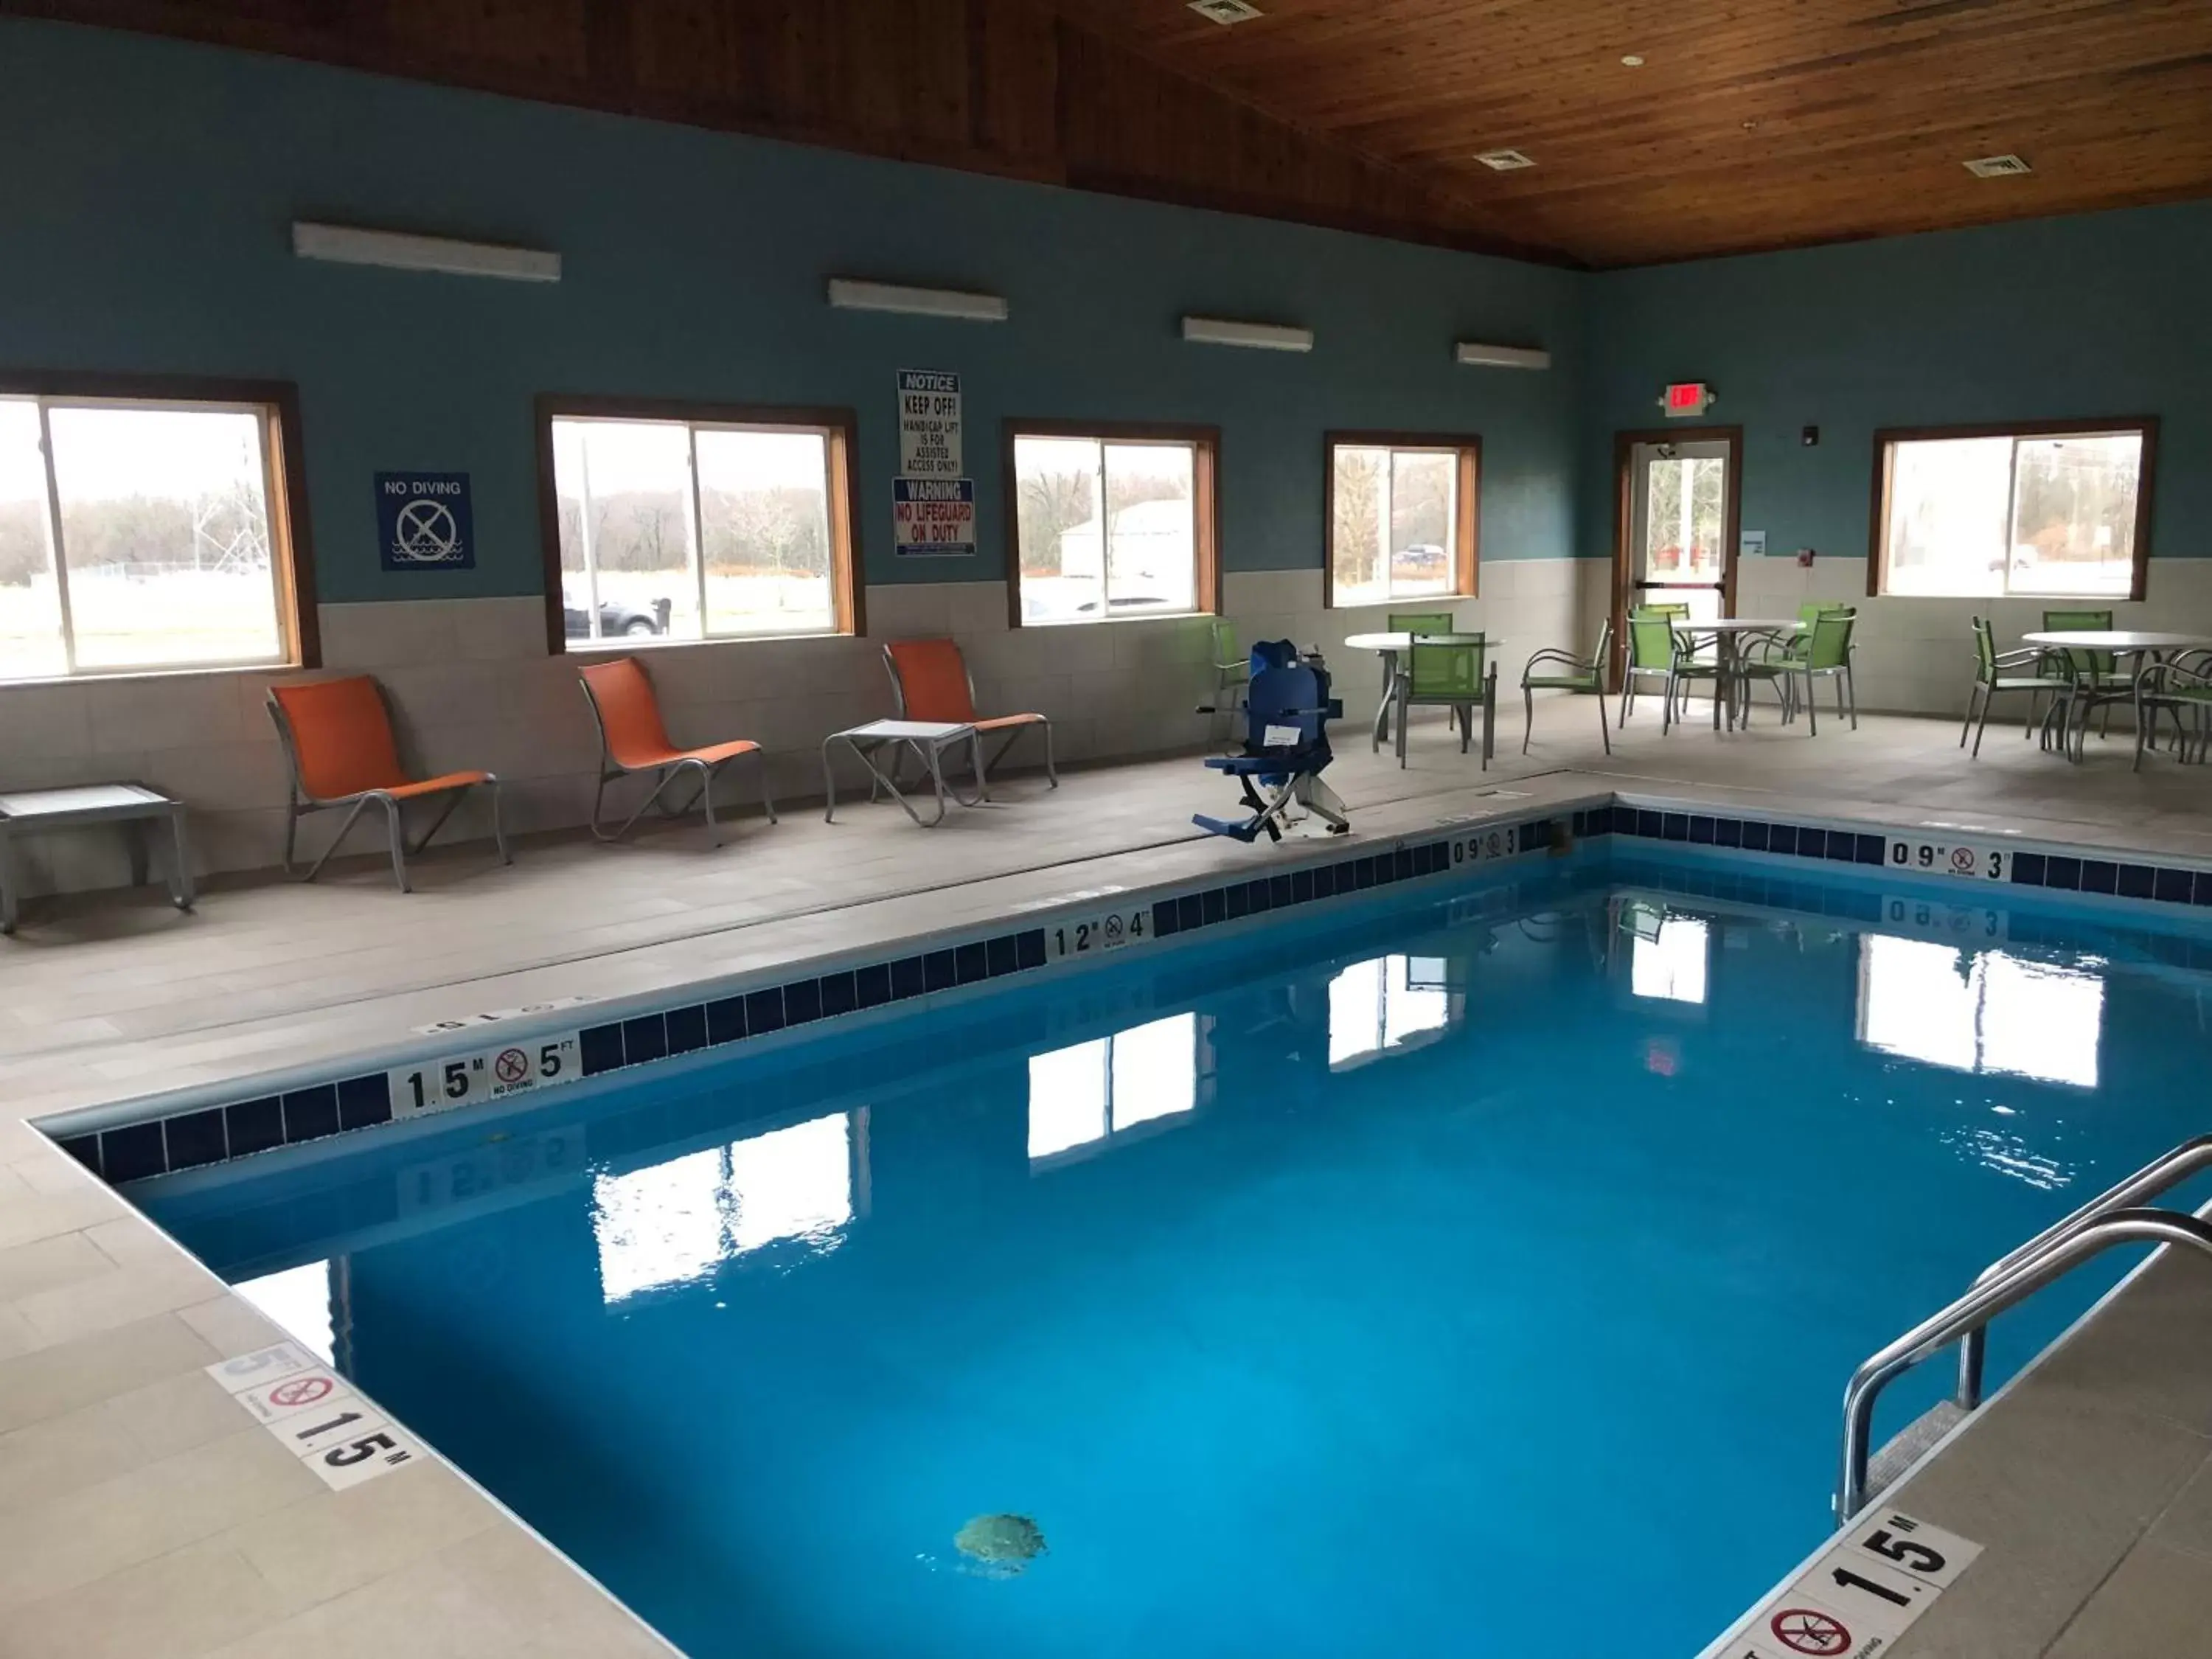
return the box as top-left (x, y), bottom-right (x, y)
top-left (881, 639), bottom-right (1056, 787)
top-left (577, 657), bottom-right (777, 846)
top-left (266, 676), bottom-right (509, 893)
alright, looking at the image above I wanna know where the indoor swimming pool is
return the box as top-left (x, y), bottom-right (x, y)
top-left (139, 850), bottom-right (2212, 1659)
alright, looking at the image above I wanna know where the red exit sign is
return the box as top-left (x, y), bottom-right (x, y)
top-left (1663, 381), bottom-right (1714, 417)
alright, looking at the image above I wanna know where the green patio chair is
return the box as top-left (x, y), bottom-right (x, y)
top-left (1522, 618), bottom-right (1612, 755)
top-left (2042, 607), bottom-right (2129, 745)
top-left (1742, 608), bottom-right (1857, 734)
top-left (1622, 608), bottom-right (1703, 727)
top-left (1397, 633), bottom-right (1495, 770)
top-left (1388, 611), bottom-right (1457, 636)
top-left (1208, 619), bottom-right (1250, 746)
top-left (1961, 616), bottom-right (2074, 757)
top-left (2132, 657), bottom-right (2212, 771)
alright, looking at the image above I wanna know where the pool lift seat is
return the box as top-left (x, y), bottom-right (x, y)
top-left (1193, 641), bottom-right (1349, 844)
top-left (1836, 1133), bottom-right (2212, 1523)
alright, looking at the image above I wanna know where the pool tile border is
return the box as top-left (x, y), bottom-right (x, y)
top-left (55, 815), bottom-right (1560, 1184)
top-left (58, 790), bottom-right (2212, 1187)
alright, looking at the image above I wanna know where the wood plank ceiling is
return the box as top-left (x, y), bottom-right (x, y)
top-left (13, 0), bottom-right (2212, 266)
top-left (1058, 0), bottom-right (2212, 265)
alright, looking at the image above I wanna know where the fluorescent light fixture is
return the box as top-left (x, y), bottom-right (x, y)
top-left (826, 278), bottom-right (1008, 322)
top-left (291, 220), bottom-right (560, 282)
top-left (1455, 341), bottom-right (1551, 370)
top-left (1181, 316), bottom-right (1313, 353)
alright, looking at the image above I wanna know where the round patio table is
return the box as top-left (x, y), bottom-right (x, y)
top-left (1343, 632), bottom-right (1499, 759)
top-left (1672, 619), bottom-right (1806, 731)
top-left (2020, 631), bottom-right (2212, 761)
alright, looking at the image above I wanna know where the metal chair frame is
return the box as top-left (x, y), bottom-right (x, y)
top-left (576, 675), bottom-right (778, 849)
top-left (1960, 617), bottom-right (2076, 757)
top-left (1521, 619), bottom-right (1613, 756)
top-left (266, 684), bottom-right (509, 894)
top-left (881, 644), bottom-right (1057, 787)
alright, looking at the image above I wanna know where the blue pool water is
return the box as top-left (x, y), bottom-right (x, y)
top-left (144, 851), bottom-right (2212, 1658)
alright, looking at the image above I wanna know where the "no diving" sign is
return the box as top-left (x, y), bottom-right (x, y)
top-left (376, 472), bottom-right (475, 571)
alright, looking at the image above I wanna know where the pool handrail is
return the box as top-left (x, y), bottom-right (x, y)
top-left (1837, 1206), bottom-right (2212, 1524)
top-left (1954, 1133), bottom-right (2212, 1411)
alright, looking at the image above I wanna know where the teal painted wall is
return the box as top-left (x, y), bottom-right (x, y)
top-left (0, 18), bottom-right (1584, 606)
top-left (1585, 201), bottom-right (2212, 564)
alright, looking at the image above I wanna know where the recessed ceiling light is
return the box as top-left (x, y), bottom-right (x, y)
top-left (1742, 119), bottom-right (1759, 131)
top-left (1475, 148), bottom-right (1537, 171)
top-left (1621, 54), bottom-right (1645, 66)
top-left (1964, 153), bottom-right (2032, 178)
top-left (1188, 0), bottom-right (1262, 22)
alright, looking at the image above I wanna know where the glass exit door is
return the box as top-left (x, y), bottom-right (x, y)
top-left (1627, 439), bottom-right (1731, 622)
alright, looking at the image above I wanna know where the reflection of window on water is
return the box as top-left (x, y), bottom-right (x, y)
top-left (1632, 917), bottom-right (1709, 1005)
top-left (1329, 956), bottom-right (1452, 1069)
top-left (1028, 1013), bottom-right (1201, 1163)
top-left (1857, 936), bottom-right (2103, 1088)
top-left (235, 1259), bottom-right (337, 1364)
top-left (593, 1112), bottom-right (857, 1303)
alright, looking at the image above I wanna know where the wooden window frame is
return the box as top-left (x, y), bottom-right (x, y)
top-left (0, 369), bottom-right (319, 681)
top-left (1868, 416), bottom-right (2158, 602)
top-left (1321, 431), bottom-right (1480, 608)
top-left (1001, 419), bottom-right (1221, 629)
top-left (535, 393), bottom-right (865, 654)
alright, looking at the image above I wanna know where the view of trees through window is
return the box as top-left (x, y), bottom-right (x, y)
top-left (1881, 427), bottom-right (2145, 598)
top-left (551, 416), bottom-right (841, 644)
top-left (1329, 444), bottom-right (1461, 607)
top-left (0, 397), bottom-right (288, 681)
top-left (1013, 434), bottom-right (1199, 623)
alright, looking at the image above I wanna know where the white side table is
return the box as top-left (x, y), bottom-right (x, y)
top-left (0, 783), bottom-right (195, 933)
top-left (821, 720), bottom-right (987, 828)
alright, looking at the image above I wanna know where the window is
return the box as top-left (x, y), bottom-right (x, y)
top-left (1325, 432), bottom-right (1478, 608)
top-left (1026, 1013), bottom-right (1206, 1164)
top-left (539, 398), bottom-right (861, 650)
top-left (0, 379), bottom-right (311, 682)
top-left (1871, 420), bottom-right (2155, 600)
top-left (1006, 422), bottom-right (1217, 625)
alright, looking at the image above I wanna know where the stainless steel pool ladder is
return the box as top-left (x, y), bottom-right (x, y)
top-left (1836, 1133), bottom-right (2212, 1524)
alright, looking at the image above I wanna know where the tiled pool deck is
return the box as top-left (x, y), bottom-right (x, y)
top-left (6, 711), bottom-right (2212, 1655)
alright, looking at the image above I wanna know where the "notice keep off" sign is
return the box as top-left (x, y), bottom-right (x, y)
top-left (895, 371), bottom-right (974, 557)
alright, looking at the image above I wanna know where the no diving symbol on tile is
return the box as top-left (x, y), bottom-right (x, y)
top-left (269, 1374), bottom-right (337, 1410)
top-left (1770, 1606), bottom-right (1851, 1655)
top-left (494, 1047), bottom-right (530, 1085)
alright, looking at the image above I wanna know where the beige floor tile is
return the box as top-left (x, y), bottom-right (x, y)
top-left (0, 1183), bottom-right (121, 1253)
top-left (224, 1459), bottom-right (503, 1609)
top-left (0, 1311), bottom-right (217, 1435)
top-left (0, 1231), bottom-right (111, 1303)
top-left (1882, 1384), bottom-right (2211, 1659)
top-left (2144, 1453), bottom-right (2212, 1563)
top-left (13, 1255), bottom-right (225, 1349)
top-left (174, 1294), bottom-right (285, 1359)
top-left (2021, 1247), bottom-right (2212, 1437)
top-left (0, 1427), bottom-right (320, 1610)
top-left (2042, 1540), bottom-right (2212, 1659)
top-left (0, 1537), bottom-right (288, 1659)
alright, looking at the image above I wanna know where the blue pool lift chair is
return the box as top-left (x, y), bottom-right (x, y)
top-left (1193, 641), bottom-right (1351, 844)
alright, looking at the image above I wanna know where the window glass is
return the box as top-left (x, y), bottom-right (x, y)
top-left (1012, 433), bottom-right (1203, 625)
top-left (1879, 427), bottom-right (2145, 599)
top-left (0, 397), bottom-right (291, 680)
top-left (551, 414), bottom-right (849, 646)
top-left (0, 399), bottom-right (64, 681)
top-left (1328, 440), bottom-right (1471, 607)
top-left (695, 428), bottom-right (835, 636)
